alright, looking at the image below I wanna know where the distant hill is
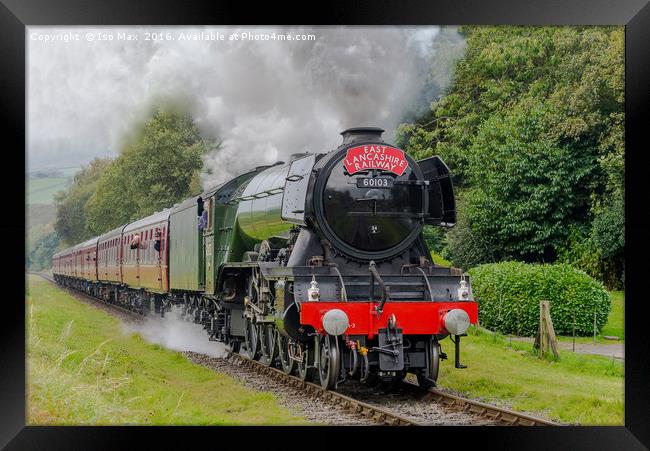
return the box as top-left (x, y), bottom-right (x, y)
top-left (27, 177), bottom-right (70, 204)
top-left (26, 167), bottom-right (78, 205)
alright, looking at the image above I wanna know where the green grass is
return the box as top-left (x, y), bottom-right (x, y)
top-left (601, 291), bottom-right (624, 339)
top-left (437, 326), bottom-right (624, 425)
top-left (27, 177), bottom-right (70, 204)
top-left (26, 275), bottom-right (309, 425)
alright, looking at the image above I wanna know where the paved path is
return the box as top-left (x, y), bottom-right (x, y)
top-left (512, 337), bottom-right (624, 360)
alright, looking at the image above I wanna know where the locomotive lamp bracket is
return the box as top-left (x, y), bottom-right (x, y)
top-left (450, 334), bottom-right (468, 369)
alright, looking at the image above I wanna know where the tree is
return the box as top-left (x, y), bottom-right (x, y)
top-left (398, 26), bottom-right (624, 284)
top-left (464, 101), bottom-right (598, 261)
top-left (85, 109), bottom-right (216, 235)
top-left (441, 195), bottom-right (497, 270)
top-left (27, 230), bottom-right (59, 271)
top-left (54, 158), bottom-right (111, 246)
top-left (422, 225), bottom-right (446, 255)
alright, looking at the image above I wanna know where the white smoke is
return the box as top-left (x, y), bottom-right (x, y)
top-left (196, 26), bottom-right (450, 187)
top-left (27, 26), bottom-right (466, 185)
top-left (124, 307), bottom-right (225, 358)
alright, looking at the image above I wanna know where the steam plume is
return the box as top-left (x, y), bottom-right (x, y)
top-left (124, 307), bottom-right (226, 358)
top-left (27, 26), bottom-right (465, 186)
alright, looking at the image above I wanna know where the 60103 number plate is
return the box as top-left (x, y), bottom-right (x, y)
top-left (356, 177), bottom-right (394, 188)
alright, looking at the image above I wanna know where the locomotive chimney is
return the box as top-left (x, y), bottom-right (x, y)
top-left (340, 127), bottom-right (385, 145)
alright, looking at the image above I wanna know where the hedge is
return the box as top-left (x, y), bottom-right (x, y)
top-left (468, 262), bottom-right (611, 336)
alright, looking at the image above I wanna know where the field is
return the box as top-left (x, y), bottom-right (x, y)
top-left (601, 290), bottom-right (624, 339)
top-left (27, 177), bottom-right (71, 205)
top-left (26, 275), bottom-right (308, 425)
top-left (438, 326), bottom-right (624, 425)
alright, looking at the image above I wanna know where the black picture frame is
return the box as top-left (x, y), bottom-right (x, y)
top-left (5, 0), bottom-right (649, 448)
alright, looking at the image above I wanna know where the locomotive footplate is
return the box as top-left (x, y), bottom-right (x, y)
top-left (374, 328), bottom-right (404, 371)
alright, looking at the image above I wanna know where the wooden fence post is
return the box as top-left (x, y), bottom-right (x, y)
top-left (544, 301), bottom-right (560, 359)
top-left (534, 300), bottom-right (560, 359)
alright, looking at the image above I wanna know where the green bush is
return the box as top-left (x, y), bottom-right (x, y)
top-left (468, 262), bottom-right (611, 336)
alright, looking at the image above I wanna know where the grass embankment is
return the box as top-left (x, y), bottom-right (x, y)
top-left (27, 275), bottom-right (308, 425)
top-left (437, 325), bottom-right (624, 425)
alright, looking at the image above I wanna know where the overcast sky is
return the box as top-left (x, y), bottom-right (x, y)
top-left (27, 26), bottom-right (462, 184)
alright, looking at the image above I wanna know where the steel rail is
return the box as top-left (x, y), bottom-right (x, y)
top-left (225, 351), bottom-right (422, 426)
top-left (404, 380), bottom-right (561, 426)
top-left (227, 351), bottom-right (561, 426)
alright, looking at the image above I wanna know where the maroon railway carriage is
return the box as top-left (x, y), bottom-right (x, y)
top-left (53, 237), bottom-right (98, 294)
top-left (97, 226), bottom-right (124, 284)
top-left (76, 237), bottom-right (98, 282)
top-left (54, 209), bottom-right (172, 313)
top-left (120, 209), bottom-right (171, 294)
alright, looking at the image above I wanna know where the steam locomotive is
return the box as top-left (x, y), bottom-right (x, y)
top-left (52, 127), bottom-right (478, 390)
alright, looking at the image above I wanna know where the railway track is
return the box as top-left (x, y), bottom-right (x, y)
top-left (32, 272), bottom-right (560, 426)
top-left (224, 349), bottom-right (560, 426)
top-left (32, 272), bottom-right (145, 323)
top-left (415, 383), bottom-right (559, 426)
top-left (225, 351), bottom-right (422, 425)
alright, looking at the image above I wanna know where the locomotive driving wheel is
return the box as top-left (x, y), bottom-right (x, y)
top-left (277, 333), bottom-right (296, 375)
top-left (296, 339), bottom-right (316, 382)
top-left (417, 337), bottom-right (440, 389)
top-left (317, 334), bottom-right (340, 390)
top-left (260, 324), bottom-right (277, 367)
top-left (244, 273), bottom-right (263, 360)
top-left (244, 318), bottom-right (262, 360)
